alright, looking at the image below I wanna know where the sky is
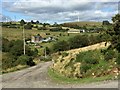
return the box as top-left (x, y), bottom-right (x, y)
top-left (1, 0), bottom-right (119, 24)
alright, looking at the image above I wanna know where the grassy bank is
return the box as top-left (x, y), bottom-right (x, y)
top-left (48, 68), bottom-right (115, 84)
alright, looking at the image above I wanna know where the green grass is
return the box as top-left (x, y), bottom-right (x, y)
top-left (2, 27), bottom-right (99, 40)
top-left (48, 68), bottom-right (115, 84)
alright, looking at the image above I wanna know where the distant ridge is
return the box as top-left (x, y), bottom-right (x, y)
top-left (63, 21), bottom-right (102, 26)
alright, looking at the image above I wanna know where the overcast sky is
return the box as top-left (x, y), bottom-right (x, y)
top-left (1, 0), bottom-right (119, 24)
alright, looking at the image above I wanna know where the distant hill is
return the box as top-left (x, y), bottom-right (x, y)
top-left (62, 21), bottom-right (102, 27)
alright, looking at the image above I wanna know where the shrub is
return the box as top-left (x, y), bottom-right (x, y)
top-left (52, 40), bottom-right (69, 52)
top-left (2, 53), bottom-right (16, 70)
top-left (76, 50), bottom-right (99, 65)
top-left (61, 52), bottom-right (69, 57)
top-left (40, 56), bottom-right (52, 62)
top-left (2, 39), bottom-right (38, 57)
top-left (75, 50), bottom-right (102, 74)
top-left (46, 33), bottom-right (50, 35)
top-left (104, 49), bottom-right (117, 61)
top-left (26, 57), bottom-right (35, 66)
top-left (2, 38), bottom-right (10, 52)
top-left (69, 35), bottom-right (89, 49)
top-left (80, 64), bottom-right (92, 73)
top-left (16, 55), bottom-right (29, 65)
top-left (24, 22), bottom-right (33, 29)
top-left (16, 55), bottom-right (35, 66)
top-left (116, 53), bottom-right (120, 65)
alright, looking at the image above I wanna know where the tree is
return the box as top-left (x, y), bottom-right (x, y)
top-left (102, 20), bottom-right (110, 25)
top-left (10, 40), bottom-right (24, 56)
top-left (7, 40), bottom-right (35, 57)
top-left (53, 40), bottom-right (69, 52)
top-left (45, 47), bottom-right (51, 55)
top-left (43, 23), bottom-right (46, 27)
top-left (36, 20), bottom-right (39, 24)
top-left (69, 35), bottom-right (89, 49)
top-left (106, 14), bottom-right (120, 66)
top-left (2, 53), bottom-right (16, 70)
top-left (20, 19), bottom-right (26, 26)
top-left (16, 55), bottom-right (35, 66)
top-left (108, 14), bottom-right (120, 52)
top-left (24, 22), bottom-right (33, 29)
top-left (2, 38), bottom-right (9, 52)
top-left (31, 20), bottom-right (34, 24)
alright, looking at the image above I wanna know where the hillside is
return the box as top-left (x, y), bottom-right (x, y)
top-left (2, 42), bottom-right (118, 88)
top-left (51, 42), bottom-right (118, 79)
top-left (63, 21), bottom-right (102, 27)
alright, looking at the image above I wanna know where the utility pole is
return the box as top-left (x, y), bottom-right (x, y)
top-left (44, 47), bottom-right (46, 58)
top-left (23, 25), bottom-right (25, 55)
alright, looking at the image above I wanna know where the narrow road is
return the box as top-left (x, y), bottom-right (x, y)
top-left (2, 61), bottom-right (118, 88)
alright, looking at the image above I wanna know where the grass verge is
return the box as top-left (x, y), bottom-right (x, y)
top-left (48, 68), bottom-right (115, 84)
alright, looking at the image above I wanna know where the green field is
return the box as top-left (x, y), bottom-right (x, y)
top-left (2, 27), bottom-right (99, 56)
top-left (2, 27), bottom-right (79, 40)
top-left (2, 27), bottom-right (99, 40)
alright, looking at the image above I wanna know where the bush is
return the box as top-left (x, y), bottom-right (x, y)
top-left (2, 38), bottom-right (38, 57)
top-left (10, 40), bottom-right (24, 56)
top-left (40, 56), bottom-right (52, 62)
top-left (76, 50), bottom-right (99, 65)
top-left (104, 49), bottom-right (117, 61)
top-left (69, 35), bottom-right (89, 49)
top-left (46, 33), bottom-right (50, 35)
top-left (52, 40), bottom-right (69, 52)
top-left (16, 55), bottom-right (35, 66)
top-left (80, 64), bottom-right (92, 73)
top-left (75, 50), bottom-right (101, 74)
top-left (2, 53), bottom-right (16, 70)
top-left (16, 55), bottom-right (29, 65)
top-left (50, 27), bottom-right (67, 32)
top-left (24, 22), bottom-right (33, 29)
top-left (61, 52), bottom-right (69, 57)
top-left (75, 50), bottom-right (105, 74)
top-left (116, 53), bottom-right (120, 65)
top-left (2, 38), bottom-right (10, 52)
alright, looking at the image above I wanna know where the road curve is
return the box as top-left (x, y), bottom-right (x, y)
top-left (1, 61), bottom-right (118, 88)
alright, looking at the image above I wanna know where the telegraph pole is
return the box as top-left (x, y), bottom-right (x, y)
top-left (44, 47), bottom-right (46, 58)
top-left (23, 25), bottom-right (25, 55)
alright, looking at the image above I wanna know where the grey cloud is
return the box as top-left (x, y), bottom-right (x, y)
top-left (0, 14), bottom-right (12, 22)
top-left (2, 1), bottom-right (118, 23)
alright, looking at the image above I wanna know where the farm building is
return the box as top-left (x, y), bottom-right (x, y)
top-left (31, 34), bottom-right (43, 43)
top-left (68, 29), bottom-right (85, 33)
top-left (68, 29), bottom-right (80, 33)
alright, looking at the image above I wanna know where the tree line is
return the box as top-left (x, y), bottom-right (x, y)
top-left (52, 33), bottom-right (110, 52)
top-left (2, 38), bottom-right (38, 72)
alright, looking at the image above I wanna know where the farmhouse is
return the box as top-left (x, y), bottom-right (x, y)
top-left (80, 29), bottom-right (85, 33)
top-left (68, 29), bottom-right (85, 33)
top-left (31, 34), bottom-right (56, 43)
top-left (31, 34), bottom-right (43, 43)
top-left (68, 29), bottom-right (80, 33)
top-left (42, 37), bottom-right (56, 42)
